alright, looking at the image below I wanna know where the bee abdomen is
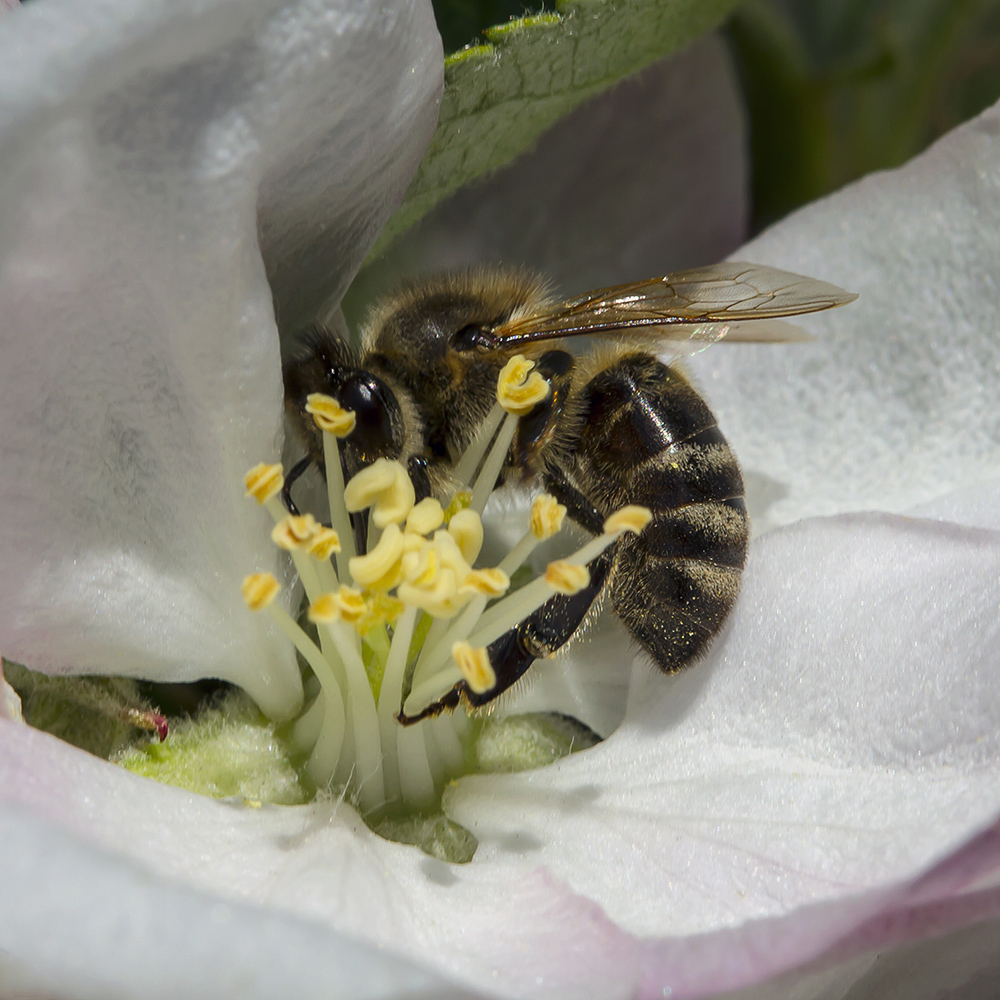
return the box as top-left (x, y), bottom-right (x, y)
top-left (578, 352), bottom-right (748, 673)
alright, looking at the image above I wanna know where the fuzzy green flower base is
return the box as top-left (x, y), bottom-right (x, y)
top-left (118, 690), bottom-right (309, 806)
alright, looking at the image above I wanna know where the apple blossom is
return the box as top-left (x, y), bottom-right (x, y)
top-left (2, 3), bottom-right (1000, 1000)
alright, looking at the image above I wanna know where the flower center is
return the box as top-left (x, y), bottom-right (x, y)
top-left (242, 356), bottom-right (649, 816)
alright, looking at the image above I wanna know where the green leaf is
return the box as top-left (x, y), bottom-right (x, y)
top-left (372, 0), bottom-right (739, 255)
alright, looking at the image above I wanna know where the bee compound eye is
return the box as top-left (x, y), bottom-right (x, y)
top-left (451, 324), bottom-right (497, 353)
top-left (338, 372), bottom-right (402, 457)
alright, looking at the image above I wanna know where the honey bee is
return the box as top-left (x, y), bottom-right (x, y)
top-left (283, 263), bottom-right (856, 720)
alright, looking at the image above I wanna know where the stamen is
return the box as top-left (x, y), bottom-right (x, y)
top-left (308, 586), bottom-right (367, 626)
top-left (544, 560), bottom-right (590, 595)
top-left (531, 494), bottom-right (566, 539)
top-left (496, 355), bottom-right (550, 414)
top-left (244, 462), bottom-right (284, 505)
top-left (452, 641), bottom-right (496, 695)
top-left (271, 514), bottom-right (321, 551)
top-left (241, 572), bottom-right (280, 610)
top-left (406, 497), bottom-right (445, 535)
top-left (451, 403), bottom-right (504, 486)
top-left (305, 393), bottom-right (356, 437)
top-left (461, 568), bottom-right (510, 597)
top-left (306, 526), bottom-right (342, 561)
top-left (447, 508), bottom-right (484, 563)
top-left (604, 505), bottom-right (653, 535)
top-left (349, 523), bottom-right (405, 590)
top-left (344, 458), bottom-right (415, 527)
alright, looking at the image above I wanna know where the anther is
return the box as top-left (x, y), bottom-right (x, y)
top-left (242, 573), bottom-right (281, 610)
top-left (306, 526), bottom-right (341, 560)
top-left (244, 463), bottom-right (284, 505)
top-left (544, 560), bottom-right (591, 595)
top-left (461, 568), bottom-right (510, 597)
top-left (604, 505), bottom-right (653, 535)
top-left (448, 508), bottom-right (484, 563)
top-left (271, 513), bottom-right (320, 551)
top-left (497, 355), bottom-right (550, 414)
top-left (305, 393), bottom-right (356, 437)
top-left (406, 497), bottom-right (445, 536)
top-left (308, 585), bottom-right (367, 625)
top-left (343, 458), bottom-right (416, 527)
top-left (530, 494), bottom-right (566, 540)
top-left (452, 641), bottom-right (496, 695)
top-left (349, 523), bottom-right (405, 589)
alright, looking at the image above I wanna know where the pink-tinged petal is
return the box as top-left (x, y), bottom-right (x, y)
top-left (0, 797), bottom-right (478, 1000)
top-left (0, 0), bottom-right (441, 717)
top-left (445, 504), bottom-right (1000, 996)
top-left (687, 98), bottom-right (1000, 532)
top-left (359, 33), bottom-right (747, 302)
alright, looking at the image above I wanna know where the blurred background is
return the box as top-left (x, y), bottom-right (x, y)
top-left (434, 0), bottom-right (1000, 234)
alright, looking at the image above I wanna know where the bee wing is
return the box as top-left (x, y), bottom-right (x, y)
top-left (492, 262), bottom-right (857, 349)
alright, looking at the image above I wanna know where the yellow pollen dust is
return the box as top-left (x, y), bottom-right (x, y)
top-left (406, 497), bottom-right (445, 535)
top-left (448, 508), bottom-right (484, 563)
top-left (461, 567), bottom-right (510, 597)
top-left (349, 523), bottom-right (405, 590)
top-left (242, 572), bottom-right (280, 610)
top-left (271, 513), bottom-right (321, 551)
top-left (305, 393), bottom-right (356, 437)
top-left (604, 505), bottom-right (653, 536)
top-left (308, 585), bottom-right (367, 625)
top-left (244, 462), bottom-right (284, 504)
top-left (530, 494), bottom-right (566, 540)
top-left (545, 560), bottom-right (591, 595)
top-left (452, 641), bottom-right (496, 695)
top-left (398, 567), bottom-right (463, 618)
top-left (343, 458), bottom-right (416, 527)
top-left (497, 355), bottom-right (550, 415)
top-left (306, 526), bottom-right (341, 560)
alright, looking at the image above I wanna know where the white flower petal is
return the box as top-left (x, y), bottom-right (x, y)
top-left (687, 98), bottom-right (1000, 533)
top-left (0, 797), bottom-right (475, 1000)
top-left (446, 505), bottom-right (1000, 995)
top-left (0, 0), bottom-right (441, 717)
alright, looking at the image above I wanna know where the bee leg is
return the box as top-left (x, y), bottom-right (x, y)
top-left (541, 467), bottom-right (605, 535)
top-left (406, 455), bottom-right (432, 503)
top-left (281, 455), bottom-right (313, 515)
top-left (396, 549), bottom-right (615, 725)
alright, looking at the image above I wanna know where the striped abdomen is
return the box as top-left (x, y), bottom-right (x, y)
top-left (572, 352), bottom-right (748, 672)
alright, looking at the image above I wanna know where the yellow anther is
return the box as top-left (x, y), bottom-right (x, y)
top-left (443, 490), bottom-right (471, 523)
top-left (497, 355), bottom-right (550, 415)
top-left (270, 513), bottom-right (320, 551)
top-left (461, 567), bottom-right (510, 597)
top-left (242, 573), bottom-right (280, 610)
top-left (343, 458), bottom-right (416, 527)
top-left (308, 585), bottom-right (367, 624)
top-left (544, 560), bottom-right (591, 595)
top-left (305, 393), bottom-right (356, 437)
top-left (530, 494), bottom-right (566, 540)
top-left (306, 526), bottom-right (341, 560)
top-left (244, 462), bottom-right (284, 505)
top-left (406, 497), bottom-right (445, 536)
top-left (402, 529), bottom-right (426, 553)
top-left (398, 567), bottom-right (464, 618)
top-left (452, 641), bottom-right (497, 695)
top-left (603, 505), bottom-right (653, 536)
top-left (448, 508), bottom-right (484, 564)
top-left (357, 591), bottom-right (404, 632)
top-left (349, 523), bottom-right (405, 590)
